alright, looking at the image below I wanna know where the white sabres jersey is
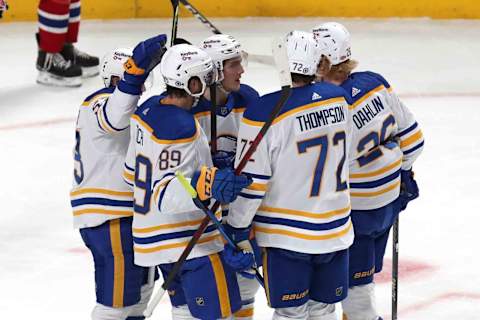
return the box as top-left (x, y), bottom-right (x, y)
top-left (123, 96), bottom-right (223, 267)
top-left (71, 87), bottom-right (140, 229)
top-left (342, 72), bottom-right (424, 210)
top-left (191, 84), bottom-right (259, 153)
top-left (228, 82), bottom-right (354, 255)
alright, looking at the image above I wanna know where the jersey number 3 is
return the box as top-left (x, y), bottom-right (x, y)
top-left (297, 131), bottom-right (347, 197)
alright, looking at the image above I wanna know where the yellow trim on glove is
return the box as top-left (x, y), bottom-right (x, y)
top-left (124, 57), bottom-right (145, 76)
top-left (196, 166), bottom-right (218, 201)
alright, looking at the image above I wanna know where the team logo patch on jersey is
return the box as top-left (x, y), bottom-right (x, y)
top-left (352, 87), bottom-right (362, 97)
top-left (219, 106), bottom-right (229, 116)
top-left (195, 297), bottom-right (205, 306)
top-left (311, 92), bottom-right (322, 100)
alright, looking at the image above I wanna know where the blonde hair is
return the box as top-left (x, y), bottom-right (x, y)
top-left (328, 59), bottom-right (358, 78)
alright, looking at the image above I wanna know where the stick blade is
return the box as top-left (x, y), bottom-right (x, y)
top-left (271, 37), bottom-right (292, 88)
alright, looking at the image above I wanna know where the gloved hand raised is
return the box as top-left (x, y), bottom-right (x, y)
top-left (191, 166), bottom-right (252, 203)
top-left (119, 34), bottom-right (167, 94)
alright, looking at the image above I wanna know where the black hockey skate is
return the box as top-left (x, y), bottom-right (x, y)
top-left (36, 49), bottom-right (82, 87)
top-left (61, 43), bottom-right (99, 78)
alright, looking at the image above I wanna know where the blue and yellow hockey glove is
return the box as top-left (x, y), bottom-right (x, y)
top-left (119, 34), bottom-right (167, 94)
top-left (222, 224), bottom-right (257, 279)
top-left (399, 169), bottom-right (419, 210)
top-left (191, 166), bottom-right (252, 204)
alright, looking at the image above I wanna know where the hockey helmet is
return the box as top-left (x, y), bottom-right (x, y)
top-left (312, 22), bottom-right (352, 65)
top-left (100, 48), bottom-right (132, 88)
top-left (285, 30), bottom-right (325, 76)
top-left (160, 44), bottom-right (216, 97)
top-left (199, 34), bottom-right (245, 82)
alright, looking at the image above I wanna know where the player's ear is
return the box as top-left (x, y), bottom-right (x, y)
top-left (187, 76), bottom-right (203, 95)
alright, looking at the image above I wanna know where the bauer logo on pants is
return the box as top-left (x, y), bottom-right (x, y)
top-left (195, 297), bottom-right (205, 306)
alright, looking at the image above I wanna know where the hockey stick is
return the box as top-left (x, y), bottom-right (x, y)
top-left (144, 37), bottom-right (291, 318)
top-left (170, 0), bottom-right (180, 46)
top-left (392, 217), bottom-right (399, 320)
top-left (175, 171), bottom-right (265, 286)
top-left (178, 0), bottom-right (274, 65)
top-left (210, 84), bottom-right (218, 154)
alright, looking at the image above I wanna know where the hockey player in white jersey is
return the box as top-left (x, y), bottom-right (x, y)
top-left (225, 31), bottom-right (353, 320)
top-left (70, 34), bottom-right (167, 320)
top-left (313, 22), bottom-right (424, 320)
top-left (123, 43), bottom-right (253, 320)
top-left (197, 34), bottom-right (260, 320)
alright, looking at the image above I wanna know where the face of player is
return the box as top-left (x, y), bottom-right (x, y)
top-left (221, 56), bottom-right (244, 92)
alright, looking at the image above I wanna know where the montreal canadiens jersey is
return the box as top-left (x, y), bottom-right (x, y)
top-left (342, 71), bottom-right (424, 210)
top-left (71, 86), bottom-right (140, 229)
top-left (228, 82), bottom-right (354, 254)
top-left (123, 96), bottom-right (223, 266)
top-left (191, 84), bottom-right (259, 153)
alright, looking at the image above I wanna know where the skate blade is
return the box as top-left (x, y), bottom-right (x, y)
top-left (81, 66), bottom-right (99, 78)
top-left (37, 71), bottom-right (82, 87)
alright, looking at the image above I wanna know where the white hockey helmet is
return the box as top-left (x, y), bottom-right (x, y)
top-left (312, 22), bottom-right (351, 65)
top-left (285, 30), bottom-right (324, 76)
top-left (160, 44), bottom-right (216, 97)
top-left (100, 48), bottom-right (132, 87)
top-left (199, 34), bottom-right (243, 81)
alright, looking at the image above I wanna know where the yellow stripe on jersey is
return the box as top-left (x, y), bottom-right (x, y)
top-left (97, 106), bottom-right (116, 133)
top-left (254, 219), bottom-right (352, 241)
top-left (350, 159), bottom-right (402, 179)
top-left (259, 205), bottom-right (351, 219)
top-left (247, 182), bottom-right (268, 192)
top-left (109, 219), bottom-right (125, 308)
top-left (134, 234), bottom-right (220, 253)
top-left (133, 218), bottom-right (206, 233)
top-left (350, 181), bottom-right (401, 197)
top-left (400, 130), bottom-right (424, 148)
top-left (73, 209), bottom-right (133, 216)
top-left (349, 85), bottom-right (385, 110)
top-left (209, 253), bottom-right (232, 318)
top-left (81, 93), bottom-right (111, 107)
top-left (123, 170), bottom-right (135, 182)
top-left (242, 97), bottom-right (346, 127)
top-left (70, 188), bottom-right (133, 197)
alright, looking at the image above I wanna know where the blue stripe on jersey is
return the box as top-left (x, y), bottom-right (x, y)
top-left (125, 180), bottom-right (134, 187)
top-left (133, 224), bottom-right (217, 244)
top-left (69, 7), bottom-right (80, 17)
top-left (403, 141), bottom-right (424, 155)
top-left (125, 163), bottom-right (134, 171)
top-left (349, 169), bottom-right (401, 189)
top-left (239, 192), bottom-right (264, 200)
top-left (244, 172), bottom-right (271, 180)
top-left (253, 215), bottom-right (350, 231)
top-left (102, 102), bottom-right (126, 132)
top-left (38, 15), bottom-right (68, 28)
top-left (71, 198), bottom-right (133, 208)
top-left (157, 178), bottom-right (174, 211)
top-left (242, 298), bottom-right (255, 306)
top-left (397, 122), bottom-right (418, 138)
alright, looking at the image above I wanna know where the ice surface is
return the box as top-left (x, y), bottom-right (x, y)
top-left (1, 17), bottom-right (479, 319)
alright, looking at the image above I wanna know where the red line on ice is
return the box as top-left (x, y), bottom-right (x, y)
top-left (383, 292), bottom-right (480, 319)
top-left (0, 117), bottom-right (75, 131)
